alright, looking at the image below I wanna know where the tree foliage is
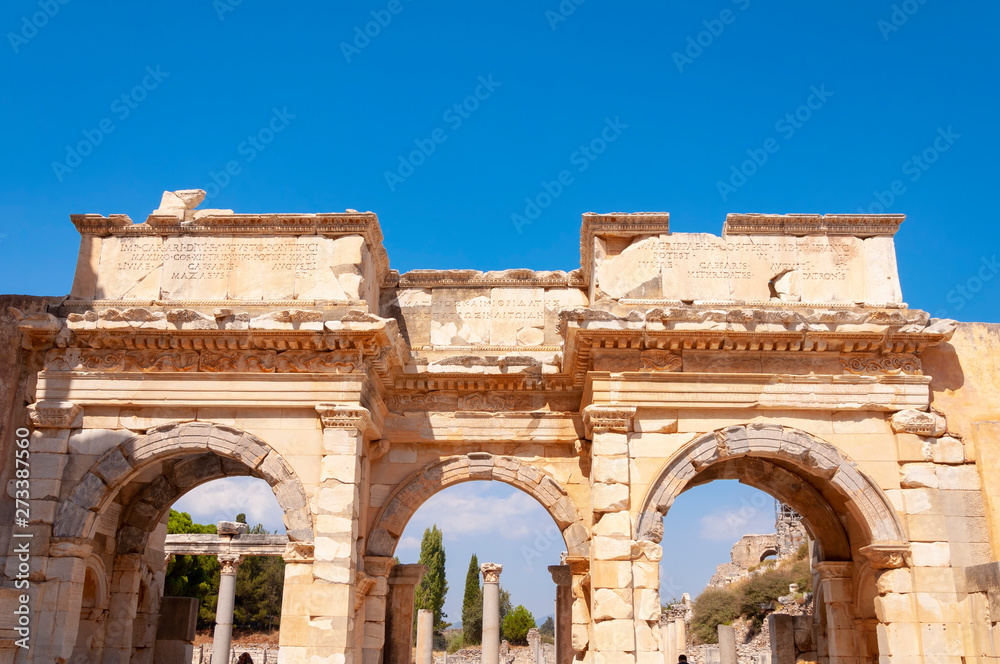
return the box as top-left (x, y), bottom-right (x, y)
top-left (502, 605), bottom-right (535, 645)
top-left (164, 509), bottom-right (284, 631)
top-left (462, 554), bottom-right (483, 645)
top-left (538, 616), bottom-right (554, 638)
top-left (414, 525), bottom-right (449, 632)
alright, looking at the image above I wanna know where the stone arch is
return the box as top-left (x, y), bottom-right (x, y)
top-left (635, 424), bottom-right (906, 562)
top-left (759, 548), bottom-right (778, 563)
top-left (53, 421), bottom-right (313, 543)
top-left (366, 452), bottom-right (588, 557)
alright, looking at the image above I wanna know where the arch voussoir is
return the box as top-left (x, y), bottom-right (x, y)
top-left (367, 453), bottom-right (588, 558)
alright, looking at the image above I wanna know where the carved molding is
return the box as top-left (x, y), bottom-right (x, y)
top-left (368, 439), bottom-right (390, 461)
top-left (860, 544), bottom-right (911, 570)
top-left (44, 348), bottom-right (363, 374)
top-left (480, 562), bottom-right (503, 584)
top-left (363, 555), bottom-right (396, 579)
top-left (9, 308), bottom-right (62, 350)
top-left (354, 571), bottom-right (377, 614)
top-left (583, 405), bottom-right (636, 437)
top-left (316, 404), bottom-right (372, 432)
top-left (548, 564), bottom-right (572, 587)
top-left (841, 355), bottom-right (921, 376)
top-left (639, 350), bottom-right (682, 372)
top-left (282, 542), bottom-right (315, 563)
top-left (813, 561), bottom-right (854, 579)
top-left (218, 554), bottom-right (243, 575)
top-left (578, 212), bottom-right (671, 287)
top-left (27, 401), bottom-right (82, 429)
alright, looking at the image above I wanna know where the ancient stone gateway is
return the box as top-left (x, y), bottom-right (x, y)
top-left (1, 192), bottom-right (999, 664)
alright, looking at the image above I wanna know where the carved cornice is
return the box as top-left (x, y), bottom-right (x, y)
top-left (480, 562), bottom-right (503, 584)
top-left (639, 350), bottom-right (682, 372)
top-left (583, 405), bottom-right (636, 437)
top-left (44, 348), bottom-right (365, 374)
top-left (9, 308), bottom-right (62, 350)
top-left (548, 564), bottom-right (572, 587)
top-left (364, 555), bottom-right (396, 579)
top-left (723, 213), bottom-right (904, 237)
top-left (578, 212), bottom-right (671, 287)
top-left (218, 554), bottom-right (243, 575)
top-left (316, 404), bottom-right (372, 432)
top-left (27, 401), bottom-right (82, 429)
top-left (393, 268), bottom-right (575, 289)
top-left (860, 544), bottom-right (911, 570)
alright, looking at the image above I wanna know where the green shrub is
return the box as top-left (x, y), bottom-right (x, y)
top-left (502, 605), bottom-right (536, 645)
top-left (446, 632), bottom-right (464, 653)
top-left (796, 542), bottom-right (809, 560)
top-left (736, 559), bottom-right (812, 630)
top-left (691, 587), bottom-right (740, 644)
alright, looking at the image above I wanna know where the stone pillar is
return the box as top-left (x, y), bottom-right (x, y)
top-left (416, 609), bottom-right (434, 664)
top-left (547, 565), bottom-right (573, 664)
top-left (481, 562), bottom-right (504, 664)
top-left (767, 614), bottom-right (795, 664)
top-left (664, 620), bottom-right (676, 664)
top-left (585, 405), bottom-right (655, 664)
top-left (674, 618), bottom-right (686, 659)
top-left (154, 596), bottom-right (199, 664)
top-left (528, 627), bottom-right (541, 664)
top-left (385, 564), bottom-right (426, 664)
top-left (718, 624), bottom-right (736, 664)
top-left (565, 555), bottom-right (591, 657)
top-left (311, 404), bottom-right (372, 664)
top-left (212, 553), bottom-right (242, 664)
top-left (361, 556), bottom-right (396, 664)
top-left (813, 562), bottom-right (855, 664)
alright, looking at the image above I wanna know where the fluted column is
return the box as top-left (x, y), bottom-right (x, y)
top-left (212, 553), bottom-right (243, 663)
top-left (481, 563), bottom-right (504, 664)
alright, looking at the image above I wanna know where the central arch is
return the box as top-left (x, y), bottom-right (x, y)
top-left (366, 452), bottom-right (589, 558)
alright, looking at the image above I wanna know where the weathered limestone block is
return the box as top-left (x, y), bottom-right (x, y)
top-left (593, 619), bottom-right (635, 651)
top-left (592, 483), bottom-right (629, 512)
top-left (890, 409), bottom-right (947, 436)
top-left (592, 589), bottom-right (632, 620)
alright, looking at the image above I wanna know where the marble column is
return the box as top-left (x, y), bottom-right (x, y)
top-left (674, 618), bottom-right (686, 659)
top-left (665, 620), bottom-right (676, 664)
top-left (547, 565), bottom-right (573, 664)
top-left (481, 563), bottom-right (504, 664)
top-left (212, 553), bottom-right (243, 664)
top-left (385, 564), bottom-right (427, 664)
top-left (416, 609), bottom-right (434, 664)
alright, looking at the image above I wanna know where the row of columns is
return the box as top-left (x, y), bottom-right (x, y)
top-left (661, 617), bottom-right (687, 664)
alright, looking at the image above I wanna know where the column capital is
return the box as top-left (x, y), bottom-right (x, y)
top-left (218, 553), bottom-right (243, 574)
top-left (813, 560), bottom-right (854, 579)
top-left (389, 563), bottom-right (427, 586)
top-left (316, 403), bottom-right (372, 432)
top-left (27, 401), bottom-right (82, 429)
top-left (548, 564), bottom-right (571, 587)
top-left (364, 555), bottom-right (397, 578)
top-left (282, 541), bottom-right (315, 563)
top-left (480, 562), bottom-right (503, 584)
top-left (582, 404), bottom-right (636, 438)
top-left (859, 543), bottom-right (911, 570)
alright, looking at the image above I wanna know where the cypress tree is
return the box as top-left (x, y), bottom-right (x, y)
top-left (462, 553), bottom-right (483, 645)
top-left (414, 525), bottom-right (449, 632)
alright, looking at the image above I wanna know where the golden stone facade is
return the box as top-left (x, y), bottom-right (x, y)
top-left (1, 191), bottom-right (999, 663)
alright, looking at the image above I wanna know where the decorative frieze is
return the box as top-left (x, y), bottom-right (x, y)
top-left (723, 213), bottom-right (904, 237)
top-left (282, 542), bottom-right (315, 563)
top-left (841, 355), bottom-right (921, 375)
top-left (860, 544), bottom-right (911, 570)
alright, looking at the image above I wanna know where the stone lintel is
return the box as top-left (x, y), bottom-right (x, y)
top-left (165, 533), bottom-right (288, 557)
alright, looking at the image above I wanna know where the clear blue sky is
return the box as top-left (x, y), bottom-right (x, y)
top-left (8, 0), bottom-right (998, 629)
top-left (1, 0), bottom-right (998, 320)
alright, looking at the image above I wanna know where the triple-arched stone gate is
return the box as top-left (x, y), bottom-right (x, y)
top-left (2, 193), bottom-right (999, 663)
